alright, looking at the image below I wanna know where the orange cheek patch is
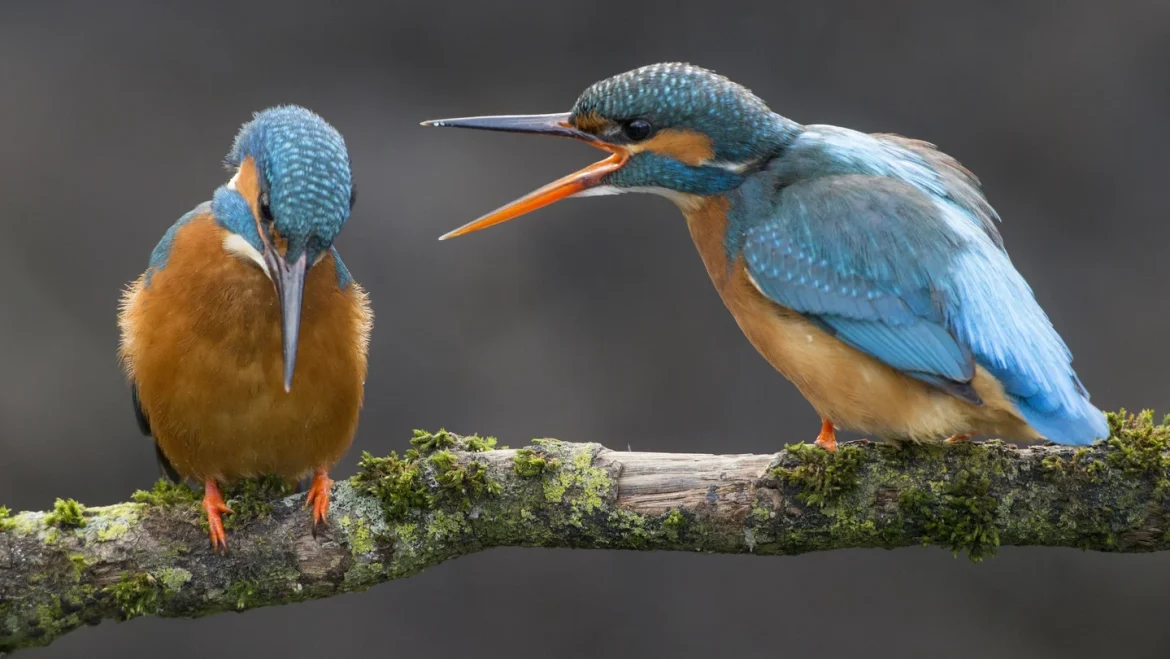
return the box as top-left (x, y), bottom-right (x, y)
top-left (235, 156), bottom-right (263, 219)
top-left (234, 156), bottom-right (286, 255)
top-left (641, 129), bottom-right (715, 166)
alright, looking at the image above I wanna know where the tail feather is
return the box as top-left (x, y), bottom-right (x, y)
top-left (1013, 392), bottom-right (1109, 446)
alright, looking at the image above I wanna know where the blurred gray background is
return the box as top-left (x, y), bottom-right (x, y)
top-left (2, 0), bottom-right (1168, 657)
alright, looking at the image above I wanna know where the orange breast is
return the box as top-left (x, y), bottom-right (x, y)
top-left (118, 214), bottom-right (373, 482)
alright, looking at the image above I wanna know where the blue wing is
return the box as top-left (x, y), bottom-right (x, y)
top-left (740, 174), bottom-right (980, 403)
top-left (737, 166), bottom-right (1107, 445)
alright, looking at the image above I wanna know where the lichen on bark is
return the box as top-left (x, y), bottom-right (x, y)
top-left (2, 410), bottom-right (1168, 654)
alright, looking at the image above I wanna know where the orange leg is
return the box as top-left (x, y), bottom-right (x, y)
top-left (945, 433), bottom-right (973, 444)
top-left (202, 479), bottom-right (233, 554)
top-left (814, 418), bottom-right (838, 453)
top-left (305, 468), bottom-right (334, 528)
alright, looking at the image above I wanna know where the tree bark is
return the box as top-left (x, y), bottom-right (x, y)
top-left (1, 410), bottom-right (1167, 654)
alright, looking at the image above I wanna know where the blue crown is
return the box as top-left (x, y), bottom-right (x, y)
top-left (227, 105), bottom-right (353, 258)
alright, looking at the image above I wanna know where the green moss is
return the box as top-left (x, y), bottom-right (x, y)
top-left (899, 470), bottom-right (999, 562)
top-left (354, 442), bottom-right (502, 524)
top-left (131, 479), bottom-right (200, 507)
top-left (773, 443), bottom-right (864, 508)
top-left (410, 428), bottom-right (456, 455)
top-left (1041, 448), bottom-right (1107, 485)
top-left (462, 434), bottom-right (499, 452)
top-left (609, 510), bottom-right (652, 549)
top-left (514, 448), bottom-right (560, 477)
top-left (107, 573), bottom-right (160, 619)
top-left (429, 450), bottom-right (500, 498)
top-left (1105, 409), bottom-right (1170, 496)
top-left (225, 579), bottom-right (262, 611)
top-left (156, 567), bottom-right (192, 594)
top-left (897, 488), bottom-right (935, 549)
top-left (354, 450), bottom-right (432, 520)
top-left (67, 554), bottom-right (88, 581)
top-left (662, 509), bottom-right (686, 542)
top-left (396, 522), bottom-right (417, 543)
top-left (44, 498), bottom-right (86, 528)
top-left (0, 505), bottom-right (11, 531)
top-left (344, 561), bottom-right (386, 587)
top-left (222, 475), bottom-right (295, 530)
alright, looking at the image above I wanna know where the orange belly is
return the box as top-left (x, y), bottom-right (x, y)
top-left (118, 215), bottom-right (372, 482)
top-left (683, 197), bottom-right (1039, 444)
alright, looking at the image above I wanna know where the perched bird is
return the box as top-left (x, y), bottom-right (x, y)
top-left (119, 106), bottom-right (372, 551)
top-left (423, 63), bottom-right (1107, 451)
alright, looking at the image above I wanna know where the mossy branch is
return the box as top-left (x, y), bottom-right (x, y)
top-left (2, 412), bottom-right (1169, 654)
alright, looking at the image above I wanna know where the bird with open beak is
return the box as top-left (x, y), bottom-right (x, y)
top-left (424, 62), bottom-right (1107, 452)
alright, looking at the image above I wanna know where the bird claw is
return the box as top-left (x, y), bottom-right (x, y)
top-left (305, 469), bottom-right (334, 532)
top-left (813, 418), bottom-right (838, 453)
top-left (945, 433), bottom-right (973, 444)
top-left (202, 480), bottom-right (234, 555)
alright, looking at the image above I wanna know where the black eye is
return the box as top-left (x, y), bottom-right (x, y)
top-left (349, 184), bottom-right (357, 211)
top-left (259, 191), bottom-right (274, 223)
top-left (622, 119), bottom-right (653, 142)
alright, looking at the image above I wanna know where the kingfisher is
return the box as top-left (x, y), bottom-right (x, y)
top-left (118, 106), bottom-right (372, 552)
top-left (423, 62), bottom-right (1108, 451)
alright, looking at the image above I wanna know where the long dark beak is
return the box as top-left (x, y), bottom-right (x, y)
top-left (263, 250), bottom-right (308, 392)
top-left (421, 113), bottom-right (629, 240)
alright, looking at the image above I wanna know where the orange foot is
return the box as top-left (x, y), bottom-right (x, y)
top-left (945, 433), bottom-right (974, 444)
top-left (202, 479), bottom-right (233, 554)
top-left (814, 418), bottom-right (838, 453)
top-left (305, 468), bottom-right (334, 530)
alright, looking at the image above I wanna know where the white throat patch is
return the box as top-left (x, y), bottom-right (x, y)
top-left (572, 185), bottom-right (701, 212)
top-left (222, 233), bottom-right (271, 279)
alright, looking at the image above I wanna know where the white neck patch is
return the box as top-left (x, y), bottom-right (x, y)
top-left (222, 233), bottom-right (271, 280)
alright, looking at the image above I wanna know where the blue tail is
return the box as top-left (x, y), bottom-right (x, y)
top-left (947, 243), bottom-right (1109, 447)
top-left (1010, 385), bottom-right (1109, 446)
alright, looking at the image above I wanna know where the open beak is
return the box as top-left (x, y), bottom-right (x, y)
top-left (421, 113), bottom-right (629, 240)
top-left (263, 249), bottom-right (308, 392)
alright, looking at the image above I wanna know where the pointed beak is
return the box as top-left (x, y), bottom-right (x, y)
top-left (263, 249), bottom-right (308, 392)
top-left (421, 113), bottom-right (629, 240)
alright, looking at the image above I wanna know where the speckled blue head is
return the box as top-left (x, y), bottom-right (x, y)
top-left (423, 63), bottom-right (803, 240)
top-left (572, 63), bottom-right (794, 165)
top-left (223, 105), bottom-right (353, 264)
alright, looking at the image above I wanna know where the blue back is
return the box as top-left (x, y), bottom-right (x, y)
top-left (733, 126), bottom-right (1107, 445)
